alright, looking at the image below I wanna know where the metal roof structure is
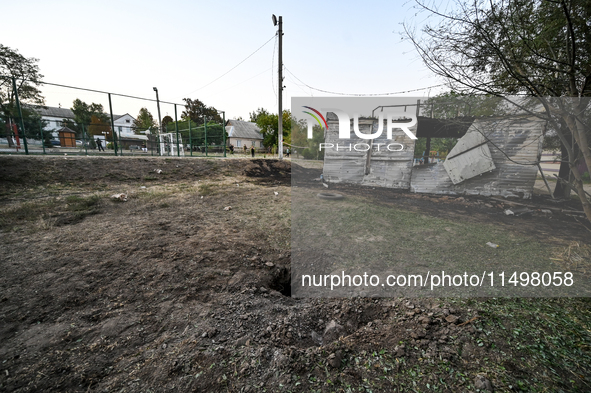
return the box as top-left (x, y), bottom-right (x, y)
top-left (56, 126), bottom-right (76, 134)
top-left (32, 106), bottom-right (75, 119)
top-left (31, 106), bottom-right (133, 122)
top-left (226, 120), bottom-right (263, 140)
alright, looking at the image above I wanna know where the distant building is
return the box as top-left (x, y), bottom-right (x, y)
top-left (112, 113), bottom-right (135, 137)
top-left (32, 106), bottom-right (138, 141)
top-left (225, 119), bottom-right (264, 150)
top-left (34, 106), bottom-right (75, 135)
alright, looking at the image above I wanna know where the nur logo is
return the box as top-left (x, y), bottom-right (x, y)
top-left (301, 106), bottom-right (417, 140)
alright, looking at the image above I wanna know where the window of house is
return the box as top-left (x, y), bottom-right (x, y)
top-left (251, 141), bottom-right (255, 146)
top-left (260, 141), bottom-right (264, 148)
top-left (236, 140), bottom-right (241, 147)
top-left (118, 126), bottom-right (122, 132)
top-left (126, 119), bottom-right (130, 123)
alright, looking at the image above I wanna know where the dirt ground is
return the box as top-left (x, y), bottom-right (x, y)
top-left (0, 156), bottom-right (590, 392)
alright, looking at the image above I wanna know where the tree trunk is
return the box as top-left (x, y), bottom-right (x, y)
top-left (554, 142), bottom-right (571, 198)
top-left (564, 113), bottom-right (591, 222)
top-left (572, 173), bottom-right (591, 222)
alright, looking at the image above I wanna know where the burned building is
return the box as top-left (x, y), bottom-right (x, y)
top-left (322, 112), bottom-right (545, 199)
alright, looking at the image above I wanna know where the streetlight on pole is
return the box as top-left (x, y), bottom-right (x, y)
top-left (214, 110), bottom-right (227, 157)
top-left (272, 14), bottom-right (283, 160)
top-left (153, 87), bottom-right (162, 156)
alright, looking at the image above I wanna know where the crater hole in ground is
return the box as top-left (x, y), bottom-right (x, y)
top-left (270, 267), bottom-right (291, 297)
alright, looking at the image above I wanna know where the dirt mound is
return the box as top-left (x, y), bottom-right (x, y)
top-left (0, 156), bottom-right (290, 190)
top-left (242, 159), bottom-right (291, 182)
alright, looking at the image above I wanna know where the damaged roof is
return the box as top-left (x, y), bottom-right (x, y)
top-left (326, 112), bottom-right (474, 138)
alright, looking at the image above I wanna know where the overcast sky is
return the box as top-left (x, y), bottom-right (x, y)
top-left (1, 0), bottom-right (447, 121)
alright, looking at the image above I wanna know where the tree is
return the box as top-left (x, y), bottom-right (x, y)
top-left (250, 108), bottom-right (292, 148)
top-left (133, 107), bottom-right (157, 134)
top-left (88, 115), bottom-right (112, 141)
top-left (0, 44), bottom-right (44, 145)
top-left (291, 119), bottom-right (326, 160)
top-left (162, 115), bottom-right (173, 132)
top-left (69, 99), bottom-right (110, 137)
top-left (181, 98), bottom-right (222, 124)
top-left (405, 0), bottom-right (591, 221)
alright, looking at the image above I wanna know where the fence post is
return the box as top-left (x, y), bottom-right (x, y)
top-left (108, 93), bottom-right (117, 156)
top-left (204, 121), bottom-right (208, 157)
top-left (39, 121), bottom-right (46, 154)
top-left (118, 128), bottom-right (123, 156)
top-left (222, 112), bottom-right (226, 157)
top-left (82, 124), bottom-right (88, 155)
top-left (189, 120), bottom-right (192, 157)
top-left (174, 104), bottom-right (180, 157)
top-left (150, 130), bottom-right (154, 156)
top-left (12, 77), bottom-right (29, 155)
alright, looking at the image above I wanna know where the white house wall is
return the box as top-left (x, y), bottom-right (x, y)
top-left (114, 114), bottom-right (135, 137)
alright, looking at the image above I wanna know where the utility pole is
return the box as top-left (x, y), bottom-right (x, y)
top-left (273, 14), bottom-right (284, 159)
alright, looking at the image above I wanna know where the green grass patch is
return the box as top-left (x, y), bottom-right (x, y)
top-left (198, 183), bottom-right (219, 196)
top-left (65, 194), bottom-right (101, 212)
top-left (0, 194), bottom-right (102, 231)
top-left (292, 190), bottom-right (574, 296)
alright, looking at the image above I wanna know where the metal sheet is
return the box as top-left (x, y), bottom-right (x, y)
top-left (410, 116), bottom-right (544, 198)
top-left (443, 131), bottom-right (496, 184)
top-left (323, 116), bottom-right (416, 189)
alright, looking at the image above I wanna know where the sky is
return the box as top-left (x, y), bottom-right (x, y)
top-left (1, 0), bottom-right (447, 122)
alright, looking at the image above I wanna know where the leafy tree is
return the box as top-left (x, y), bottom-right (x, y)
top-left (162, 115), bottom-right (173, 132)
top-left (290, 119), bottom-right (325, 160)
top-left (21, 107), bottom-right (47, 140)
top-left (424, 92), bottom-right (504, 119)
top-left (181, 98), bottom-right (222, 124)
top-left (405, 0), bottom-right (591, 220)
top-left (250, 108), bottom-right (291, 148)
top-left (69, 99), bottom-right (110, 138)
top-left (0, 44), bottom-right (44, 145)
top-left (249, 107), bottom-right (270, 123)
top-left (88, 115), bottom-right (112, 141)
top-left (133, 107), bottom-right (157, 134)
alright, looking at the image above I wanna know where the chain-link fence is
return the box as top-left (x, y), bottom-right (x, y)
top-left (1, 76), bottom-right (228, 157)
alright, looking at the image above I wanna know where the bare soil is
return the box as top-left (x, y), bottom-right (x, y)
top-left (0, 156), bottom-right (590, 392)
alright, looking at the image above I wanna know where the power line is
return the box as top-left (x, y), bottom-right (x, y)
top-left (0, 75), bottom-right (183, 106)
top-left (285, 72), bottom-right (312, 95)
top-left (184, 34), bottom-right (276, 96)
top-left (284, 67), bottom-right (446, 96)
top-left (205, 67), bottom-right (272, 99)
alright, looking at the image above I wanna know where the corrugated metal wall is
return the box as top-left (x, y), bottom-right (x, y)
top-left (442, 131), bottom-right (496, 184)
top-left (322, 114), bottom-right (544, 199)
top-left (322, 116), bottom-right (417, 189)
top-left (410, 117), bottom-right (545, 198)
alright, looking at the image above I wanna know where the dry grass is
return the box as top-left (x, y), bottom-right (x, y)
top-left (551, 241), bottom-right (591, 274)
